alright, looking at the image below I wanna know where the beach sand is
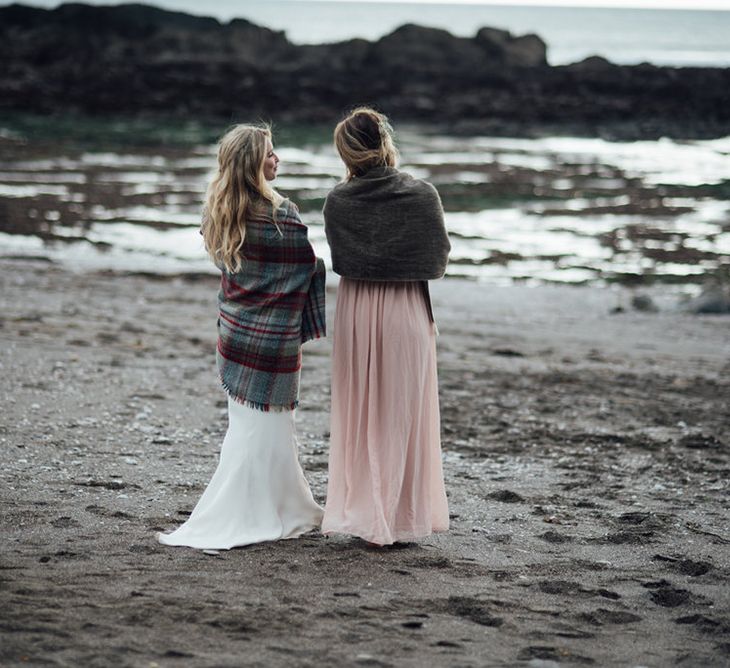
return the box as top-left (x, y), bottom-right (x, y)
top-left (1, 257), bottom-right (728, 667)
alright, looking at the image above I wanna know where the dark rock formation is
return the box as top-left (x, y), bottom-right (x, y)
top-left (475, 27), bottom-right (547, 67)
top-left (1, 2), bottom-right (729, 138)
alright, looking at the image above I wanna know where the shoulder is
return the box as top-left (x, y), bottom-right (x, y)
top-left (391, 171), bottom-right (442, 210)
top-left (275, 197), bottom-right (295, 216)
top-left (400, 170), bottom-right (439, 195)
top-left (274, 198), bottom-right (304, 225)
top-left (272, 198), bottom-right (312, 248)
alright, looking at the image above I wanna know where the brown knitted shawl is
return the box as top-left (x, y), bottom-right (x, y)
top-left (323, 166), bottom-right (450, 281)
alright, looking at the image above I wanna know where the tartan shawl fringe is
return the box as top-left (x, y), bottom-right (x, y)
top-left (219, 374), bottom-right (298, 413)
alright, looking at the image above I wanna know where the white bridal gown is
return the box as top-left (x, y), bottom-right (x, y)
top-left (158, 397), bottom-right (323, 550)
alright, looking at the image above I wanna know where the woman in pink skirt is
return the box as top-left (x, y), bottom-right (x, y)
top-left (321, 107), bottom-right (451, 546)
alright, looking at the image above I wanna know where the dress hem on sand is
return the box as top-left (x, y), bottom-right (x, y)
top-left (321, 525), bottom-right (448, 547)
top-left (157, 524), bottom-right (319, 551)
top-left (157, 397), bottom-right (323, 551)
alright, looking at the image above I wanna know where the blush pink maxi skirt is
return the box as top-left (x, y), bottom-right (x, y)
top-left (321, 278), bottom-right (449, 545)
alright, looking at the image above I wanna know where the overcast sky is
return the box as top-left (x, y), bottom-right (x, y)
top-left (26, 0), bottom-right (730, 8)
top-left (337, 0), bottom-right (729, 7)
top-left (272, 0), bottom-right (728, 9)
top-left (336, 0), bottom-right (729, 6)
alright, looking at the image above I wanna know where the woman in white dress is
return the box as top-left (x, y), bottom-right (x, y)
top-left (158, 124), bottom-right (326, 550)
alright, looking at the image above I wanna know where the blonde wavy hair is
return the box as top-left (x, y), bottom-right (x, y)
top-left (334, 106), bottom-right (399, 180)
top-left (202, 123), bottom-right (283, 273)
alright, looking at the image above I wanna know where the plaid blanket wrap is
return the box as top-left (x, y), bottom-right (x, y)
top-left (216, 200), bottom-right (326, 411)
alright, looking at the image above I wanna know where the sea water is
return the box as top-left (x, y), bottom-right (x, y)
top-left (1, 131), bottom-right (728, 286)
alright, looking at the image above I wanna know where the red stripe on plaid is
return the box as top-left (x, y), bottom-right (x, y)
top-left (217, 341), bottom-right (302, 373)
top-left (247, 217), bottom-right (308, 230)
top-left (221, 285), bottom-right (309, 307)
top-left (219, 311), bottom-right (300, 337)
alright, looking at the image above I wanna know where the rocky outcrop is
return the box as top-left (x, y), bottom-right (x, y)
top-left (1, 3), bottom-right (728, 138)
top-left (475, 27), bottom-right (547, 67)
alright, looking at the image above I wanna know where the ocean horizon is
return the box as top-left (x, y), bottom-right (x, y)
top-left (20, 0), bottom-right (730, 67)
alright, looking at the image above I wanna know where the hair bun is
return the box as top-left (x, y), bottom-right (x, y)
top-left (334, 106), bottom-right (399, 179)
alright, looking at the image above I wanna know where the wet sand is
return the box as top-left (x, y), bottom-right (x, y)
top-left (1, 258), bottom-right (728, 667)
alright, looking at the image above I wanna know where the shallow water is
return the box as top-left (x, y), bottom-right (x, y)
top-left (0, 128), bottom-right (728, 286)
